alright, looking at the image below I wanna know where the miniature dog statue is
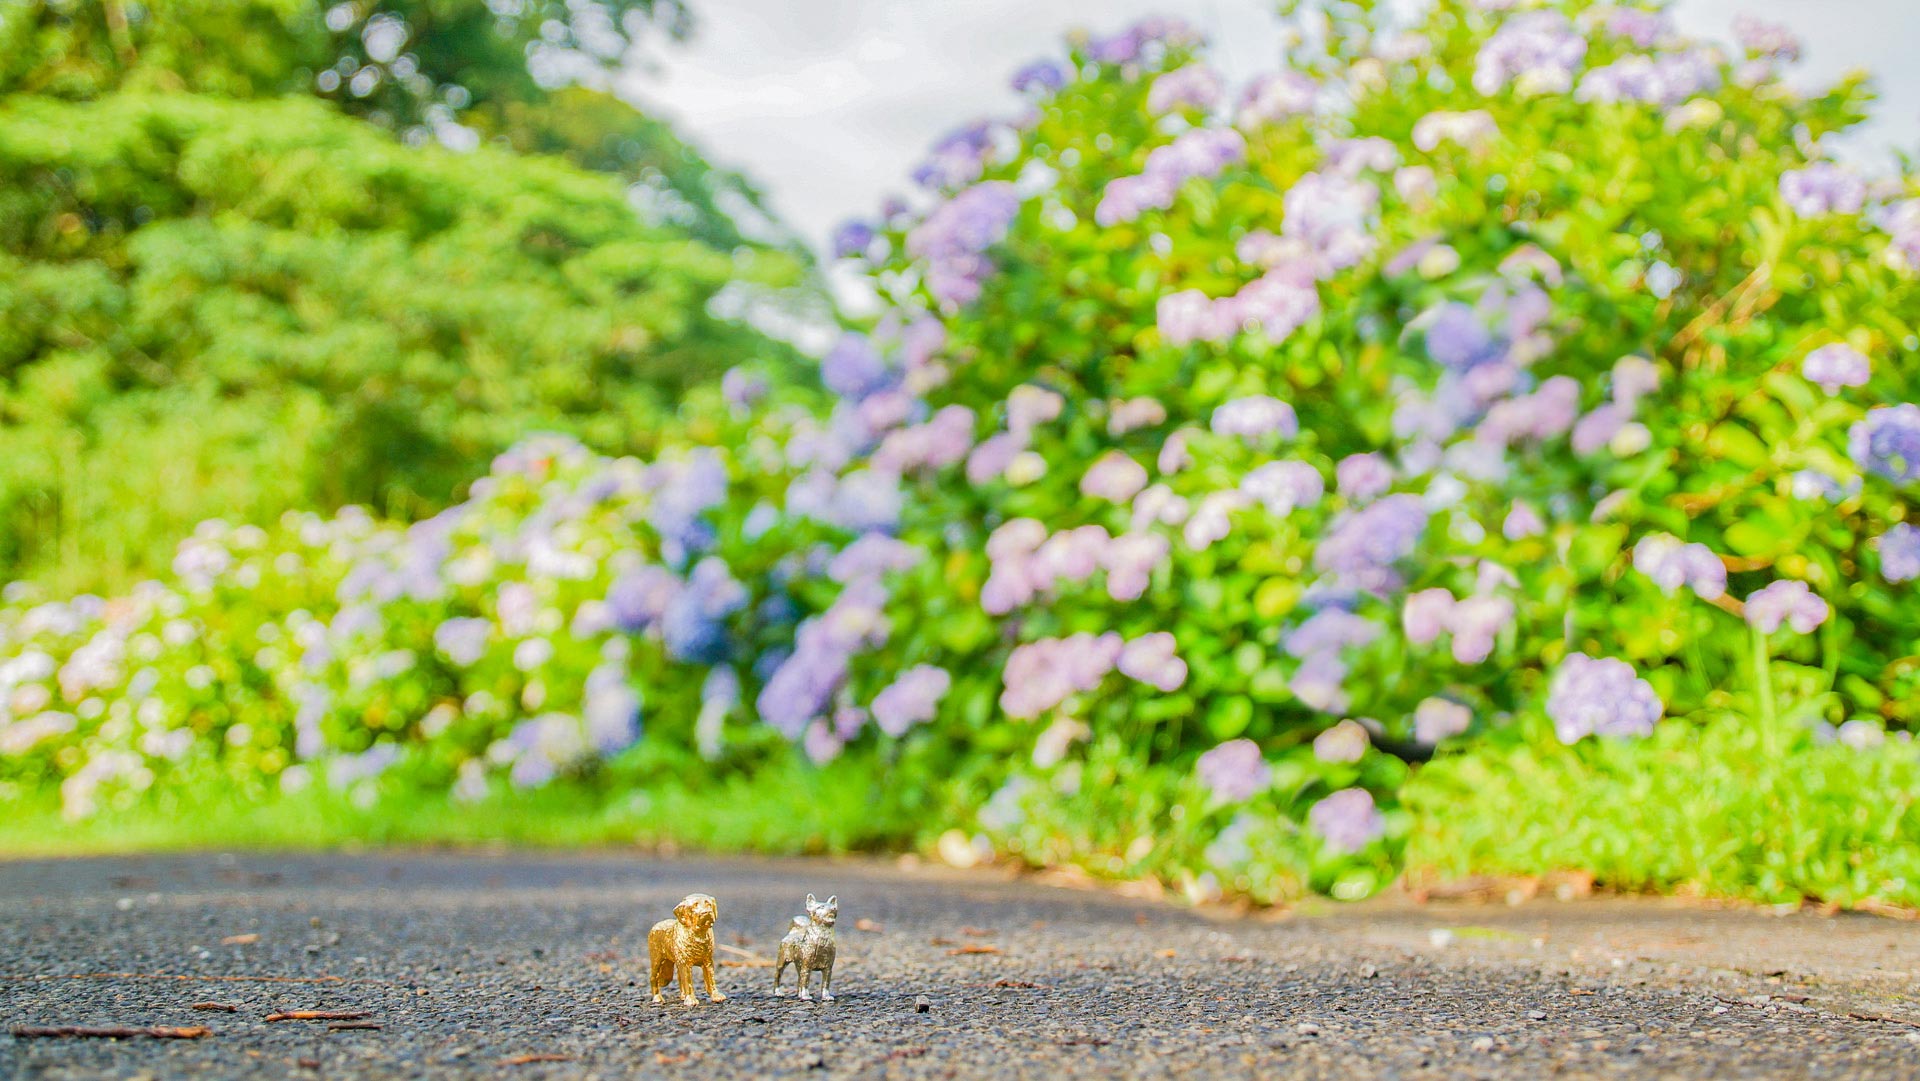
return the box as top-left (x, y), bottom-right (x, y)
top-left (774, 894), bottom-right (838, 1001)
top-left (648, 893), bottom-right (726, 1006)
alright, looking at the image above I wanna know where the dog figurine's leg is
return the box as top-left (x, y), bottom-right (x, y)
top-left (820, 960), bottom-right (834, 1002)
top-left (677, 960), bottom-right (697, 1006)
top-left (774, 957), bottom-right (789, 997)
top-left (702, 961), bottom-right (726, 1003)
top-left (797, 962), bottom-right (813, 1002)
top-left (650, 956), bottom-right (670, 1005)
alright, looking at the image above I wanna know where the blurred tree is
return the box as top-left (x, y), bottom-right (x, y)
top-left (0, 2), bottom-right (817, 591)
top-left (0, 0), bottom-right (795, 252)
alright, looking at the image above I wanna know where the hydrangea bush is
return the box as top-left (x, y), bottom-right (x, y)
top-left (6, 1), bottom-right (1920, 902)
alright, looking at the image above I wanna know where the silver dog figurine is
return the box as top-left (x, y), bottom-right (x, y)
top-left (773, 894), bottom-right (837, 1001)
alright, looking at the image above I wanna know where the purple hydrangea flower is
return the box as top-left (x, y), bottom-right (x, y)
top-left (1579, 49), bottom-right (1721, 108)
top-left (1290, 649), bottom-right (1350, 714)
top-left (873, 405), bottom-right (976, 474)
top-left (1734, 13), bottom-right (1801, 60)
top-left (1282, 171), bottom-right (1380, 274)
top-left (605, 565), bottom-right (679, 633)
top-left (1118, 631), bottom-right (1188, 692)
top-left (830, 220), bottom-right (876, 260)
top-left (1314, 495), bottom-right (1429, 593)
top-left (756, 580), bottom-right (890, 738)
top-left (1010, 58), bottom-right (1068, 95)
top-left (1308, 788), bottom-right (1385, 853)
top-left (906, 181), bottom-right (1022, 309)
top-left (965, 431), bottom-right (1025, 485)
top-left (1285, 609), bottom-right (1381, 659)
top-left (1599, 6), bottom-right (1672, 47)
top-left (1444, 594), bottom-right (1513, 664)
top-left (1006, 384), bottom-right (1065, 435)
top-left (870, 665), bottom-right (952, 737)
top-left (1402, 589), bottom-right (1454, 645)
top-left (1850, 404), bottom-right (1920, 483)
top-left (660, 557), bottom-right (748, 665)
top-left (820, 333), bottom-right (891, 401)
top-left (1210, 395), bottom-right (1298, 441)
top-left (1108, 396), bottom-right (1168, 436)
top-left (1313, 719), bottom-right (1371, 763)
top-left (583, 664), bottom-right (641, 755)
top-left (1235, 71), bottom-right (1317, 128)
top-left (722, 367), bottom-right (769, 412)
top-left (1095, 128), bottom-right (1246, 227)
top-left (1000, 632), bottom-right (1124, 719)
top-left (1181, 490), bottom-right (1250, 551)
top-left (912, 121), bottom-right (995, 191)
top-left (1413, 697), bottom-right (1472, 744)
top-left (1081, 452), bottom-right (1151, 503)
top-left (828, 532), bottom-right (923, 584)
top-left (1802, 343), bottom-right (1871, 394)
top-left (1546, 653), bottom-right (1663, 743)
top-left (1411, 109), bottom-right (1497, 153)
top-left (1571, 403), bottom-right (1629, 456)
top-left (1879, 523), bottom-right (1920, 583)
top-left (1240, 460), bottom-right (1323, 517)
top-left (1147, 64), bottom-right (1223, 114)
top-left (1196, 739), bottom-right (1270, 801)
top-left (433, 617), bottom-right (491, 668)
top-left (1423, 303), bottom-right (1504, 370)
top-left (1101, 531), bottom-right (1170, 602)
top-left (1336, 453), bottom-right (1393, 503)
top-left (1503, 500), bottom-right (1546, 540)
top-left (1158, 428), bottom-right (1197, 474)
top-left (1085, 15), bottom-right (1202, 66)
top-left (1631, 534), bottom-right (1728, 599)
top-left (1473, 10), bottom-right (1588, 97)
top-left (1780, 164), bottom-right (1866, 218)
top-left (1745, 580), bottom-right (1830, 635)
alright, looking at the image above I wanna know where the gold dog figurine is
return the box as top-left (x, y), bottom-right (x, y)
top-left (647, 893), bottom-right (726, 1006)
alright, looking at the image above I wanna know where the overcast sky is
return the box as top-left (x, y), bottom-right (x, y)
top-left (622, 1), bottom-right (1919, 255)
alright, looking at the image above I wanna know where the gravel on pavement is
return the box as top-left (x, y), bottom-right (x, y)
top-left (3, 852), bottom-right (1919, 1079)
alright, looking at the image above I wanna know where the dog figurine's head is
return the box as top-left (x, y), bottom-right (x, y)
top-left (803, 893), bottom-right (838, 928)
top-left (675, 893), bottom-right (719, 932)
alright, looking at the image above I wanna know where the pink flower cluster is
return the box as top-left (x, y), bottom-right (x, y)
top-left (1095, 128), bottom-right (1247, 226)
top-left (1000, 630), bottom-right (1187, 719)
top-left (981, 519), bottom-right (1170, 613)
top-left (1401, 587), bottom-right (1515, 664)
top-left (1157, 262), bottom-right (1321, 347)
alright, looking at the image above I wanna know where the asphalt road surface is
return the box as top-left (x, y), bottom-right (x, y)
top-left (4, 852), bottom-right (1919, 1079)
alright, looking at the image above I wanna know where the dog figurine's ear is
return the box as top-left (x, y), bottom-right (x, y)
top-left (675, 896), bottom-right (696, 926)
top-left (826, 895), bottom-right (837, 907)
top-left (806, 893), bottom-right (816, 907)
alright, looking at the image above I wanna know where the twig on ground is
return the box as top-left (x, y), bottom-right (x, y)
top-left (1849, 1012), bottom-right (1920, 1028)
top-left (946, 945), bottom-right (1001, 956)
top-left (717, 945), bottom-right (773, 968)
top-left (11, 1025), bottom-right (211, 1040)
top-left (265, 1011), bottom-right (372, 1023)
top-left (498, 1054), bottom-right (574, 1066)
top-left (190, 1002), bottom-right (240, 1012)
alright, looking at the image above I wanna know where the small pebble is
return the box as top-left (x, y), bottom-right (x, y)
top-left (1295, 1022), bottom-right (1321, 1036)
top-left (1470, 1036), bottom-right (1495, 1052)
top-left (914, 996), bottom-right (932, 1013)
top-left (1527, 1010), bottom-right (1547, 1021)
top-left (1358, 963), bottom-right (1378, 979)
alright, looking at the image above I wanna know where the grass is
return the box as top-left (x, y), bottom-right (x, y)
top-left (0, 753), bottom-right (922, 859)
top-left (1403, 712), bottom-right (1920, 911)
top-left (13, 714), bottom-right (1920, 918)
